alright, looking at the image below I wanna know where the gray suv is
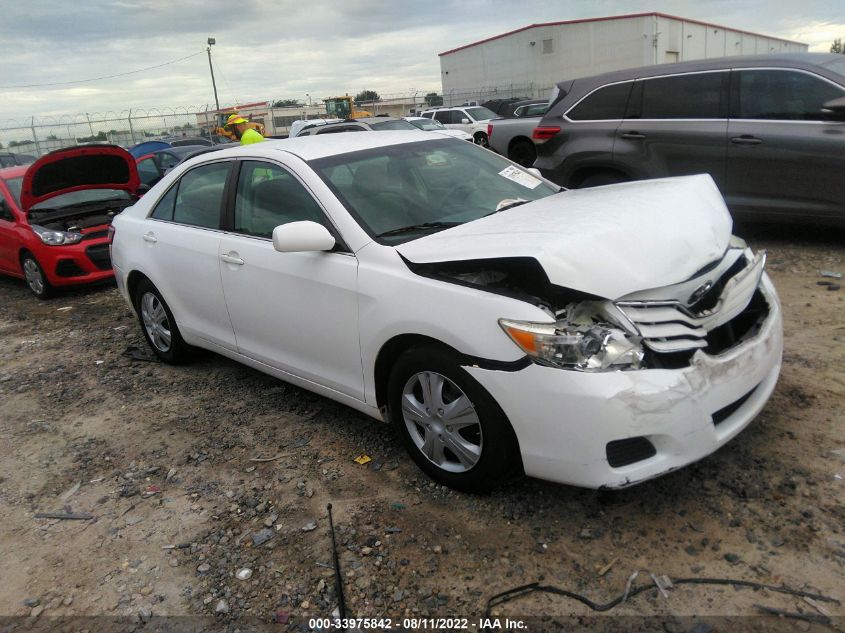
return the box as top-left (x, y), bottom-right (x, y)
top-left (534, 53), bottom-right (845, 227)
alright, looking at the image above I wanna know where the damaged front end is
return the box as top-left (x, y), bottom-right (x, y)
top-left (406, 236), bottom-right (772, 374)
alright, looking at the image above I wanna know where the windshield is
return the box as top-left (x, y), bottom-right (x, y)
top-left (5, 177), bottom-right (23, 207)
top-left (465, 106), bottom-right (497, 121)
top-left (311, 138), bottom-right (557, 243)
top-left (409, 118), bottom-right (445, 131)
top-left (30, 188), bottom-right (132, 212)
top-left (369, 120), bottom-right (417, 131)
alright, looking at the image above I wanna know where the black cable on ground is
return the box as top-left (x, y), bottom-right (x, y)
top-left (484, 576), bottom-right (840, 618)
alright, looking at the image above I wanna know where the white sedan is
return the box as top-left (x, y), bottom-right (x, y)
top-left (403, 116), bottom-right (473, 141)
top-left (110, 132), bottom-right (782, 491)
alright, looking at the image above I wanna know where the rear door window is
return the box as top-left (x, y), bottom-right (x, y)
top-left (168, 162), bottom-right (230, 228)
top-left (636, 72), bottom-right (726, 119)
top-left (434, 111), bottom-right (452, 124)
top-left (734, 69), bottom-right (845, 120)
top-left (567, 81), bottom-right (633, 120)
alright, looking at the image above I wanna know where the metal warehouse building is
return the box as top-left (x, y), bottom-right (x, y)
top-left (439, 12), bottom-right (807, 96)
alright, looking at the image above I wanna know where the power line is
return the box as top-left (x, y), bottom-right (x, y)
top-left (0, 51), bottom-right (206, 89)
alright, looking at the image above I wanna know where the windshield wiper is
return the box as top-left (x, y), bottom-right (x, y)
top-left (485, 198), bottom-right (530, 217)
top-left (377, 221), bottom-right (462, 238)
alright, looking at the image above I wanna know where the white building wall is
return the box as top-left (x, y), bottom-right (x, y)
top-left (440, 14), bottom-right (808, 95)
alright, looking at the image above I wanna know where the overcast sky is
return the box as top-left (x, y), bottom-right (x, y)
top-left (1, 0), bottom-right (843, 123)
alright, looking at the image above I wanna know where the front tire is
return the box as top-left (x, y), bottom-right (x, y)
top-left (21, 253), bottom-right (52, 299)
top-left (508, 140), bottom-right (536, 167)
top-left (388, 346), bottom-right (521, 492)
top-left (133, 279), bottom-right (193, 364)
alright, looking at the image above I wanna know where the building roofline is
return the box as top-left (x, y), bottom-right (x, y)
top-left (438, 12), bottom-right (806, 56)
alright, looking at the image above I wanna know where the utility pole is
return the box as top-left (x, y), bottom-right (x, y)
top-left (207, 37), bottom-right (220, 112)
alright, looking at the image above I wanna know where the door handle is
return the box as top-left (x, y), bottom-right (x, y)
top-left (220, 252), bottom-right (244, 265)
top-left (142, 232), bottom-right (157, 243)
top-left (731, 135), bottom-right (762, 145)
top-left (621, 131), bottom-right (646, 140)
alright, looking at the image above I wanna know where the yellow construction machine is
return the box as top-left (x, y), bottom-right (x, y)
top-left (324, 96), bottom-right (372, 119)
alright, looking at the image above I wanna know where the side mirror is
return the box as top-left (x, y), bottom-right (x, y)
top-left (821, 96), bottom-right (845, 122)
top-left (461, 118), bottom-right (470, 124)
top-left (272, 221), bottom-right (335, 253)
top-left (527, 168), bottom-right (542, 179)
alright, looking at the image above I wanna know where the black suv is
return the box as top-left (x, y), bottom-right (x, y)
top-left (534, 53), bottom-right (845, 227)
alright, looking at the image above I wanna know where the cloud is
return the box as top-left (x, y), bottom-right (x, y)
top-left (0, 0), bottom-right (843, 134)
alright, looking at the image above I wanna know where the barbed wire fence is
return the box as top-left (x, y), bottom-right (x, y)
top-left (0, 84), bottom-right (554, 156)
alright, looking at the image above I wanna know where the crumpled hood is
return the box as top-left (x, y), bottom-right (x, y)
top-left (21, 144), bottom-right (140, 212)
top-left (395, 174), bottom-right (732, 300)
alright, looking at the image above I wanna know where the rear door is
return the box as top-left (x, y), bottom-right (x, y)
top-left (143, 160), bottom-right (237, 350)
top-left (725, 68), bottom-right (845, 223)
top-left (217, 159), bottom-right (363, 399)
top-left (0, 186), bottom-right (20, 273)
top-left (614, 70), bottom-right (729, 186)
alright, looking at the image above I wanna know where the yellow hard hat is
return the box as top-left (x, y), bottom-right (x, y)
top-left (226, 114), bottom-right (248, 125)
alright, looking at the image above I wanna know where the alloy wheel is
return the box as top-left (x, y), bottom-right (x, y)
top-left (23, 258), bottom-right (45, 295)
top-left (140, 291), bottom-right (172, 352)
top-left (401, 371), bottom-right (482, 473)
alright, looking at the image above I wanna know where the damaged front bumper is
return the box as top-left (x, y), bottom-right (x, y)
top-left (464, 274), bottom-right (783, 489)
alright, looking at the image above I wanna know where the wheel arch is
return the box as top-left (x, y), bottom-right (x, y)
top-left (570, 165), bottom-right (632, 188)
top-left (373, 333), bottom-right (525, 475)
top-left (126, 269), bottom-right (152, 306)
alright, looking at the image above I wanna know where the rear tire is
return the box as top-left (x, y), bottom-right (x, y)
top-left (133, 279), bottom-right (193, 364)
top-left (577, 172), bottom-right (629, 188)
top-left (21, 253), bottom-right (52, 299)
top-left (508, 140), bottom-right (536, 167)
top-left (388, 345), bottom-right (521, 492)
top-left (473, 132), bottom-right (489, 148)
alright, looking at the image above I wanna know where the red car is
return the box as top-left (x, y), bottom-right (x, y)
top-left (0, 145), bottom-right (140, 298)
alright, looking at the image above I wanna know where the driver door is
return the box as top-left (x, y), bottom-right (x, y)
top-left (218, 160), bottom-right (364, 399)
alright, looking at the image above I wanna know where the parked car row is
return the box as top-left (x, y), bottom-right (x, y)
top-left (485, 52), bottom-right (845, 227)
top-left (1, 61), bottom-right (800, 493)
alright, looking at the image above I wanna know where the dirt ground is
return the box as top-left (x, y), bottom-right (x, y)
top-left (0, 225), bottom-right (843, 632)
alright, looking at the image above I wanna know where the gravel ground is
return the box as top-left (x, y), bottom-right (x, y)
top-left (0, 224), bottom-right (843, 632)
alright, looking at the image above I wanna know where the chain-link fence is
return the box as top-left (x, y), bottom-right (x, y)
top-left (0, 84), bottom-right (556, 157)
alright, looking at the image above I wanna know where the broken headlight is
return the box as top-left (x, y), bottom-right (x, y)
top-left (32, 224), bottom-right (83, 246)
top-left (499, 318), bottom-right (644, 371)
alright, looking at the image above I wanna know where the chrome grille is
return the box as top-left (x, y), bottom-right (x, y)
top-left (616, 251), bottom-right (766, 354)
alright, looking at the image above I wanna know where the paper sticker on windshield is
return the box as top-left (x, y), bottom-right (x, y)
top-left (498, 165), bottom-right (541, 189)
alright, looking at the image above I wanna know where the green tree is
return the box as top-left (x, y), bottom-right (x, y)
top-left (272, 99), bottom-right (301, 107)
top-left (355, 90), bottom-right (380, 103)
top-left (832, 38), bottom-right (843, 54)
top-left (424, 92), bottom-right (443, 106)
top-left (76, 131), bottom-right (107, 143)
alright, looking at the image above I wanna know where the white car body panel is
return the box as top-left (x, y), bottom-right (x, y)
top-left (397, 175), bottom-right (731, 300)
top-left (111, 133), bottom-right (783, 489)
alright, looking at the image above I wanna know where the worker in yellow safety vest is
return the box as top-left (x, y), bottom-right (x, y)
top-left (226, 114), bottom-right (264, 145)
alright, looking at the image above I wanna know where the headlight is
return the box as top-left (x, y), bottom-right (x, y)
top-left (32, 224), bottom-right (83, 246)
top-left (499, 317), bottom-right (644, 371)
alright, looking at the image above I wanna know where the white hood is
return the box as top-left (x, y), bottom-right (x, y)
top-left (395, 174), bottom-right (732, 300)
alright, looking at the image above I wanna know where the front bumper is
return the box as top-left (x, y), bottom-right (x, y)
top-left (38, 237), bottom-right (114, 287)
top-left (465, 277), bottom-right (783, 489)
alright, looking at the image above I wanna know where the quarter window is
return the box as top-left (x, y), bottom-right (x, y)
top-left (169, 162), bottom-right (229, 229)
top-left (233, 161), bottom-right (325, 238)
top-left (638, 72), bottom-right (724, 119)
top-left (568, 81), bottom-right (633, 120)
top-left (735, 69), bottom-right (845, 120)
top-left (150, 184), bottom-right (178, 220)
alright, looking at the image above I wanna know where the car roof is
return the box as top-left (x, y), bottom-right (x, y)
top-left (182, 131), bottom-right (447, 162)
top-left (350, 117), bottom-right (404, 124)
top-left (559, 52), bottom-right (845, 90)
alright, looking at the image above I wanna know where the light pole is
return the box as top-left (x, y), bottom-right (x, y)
top-left (206, 37), bottom-right (220, 112)
top-left (306, 93), bottom-right (311, 106)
